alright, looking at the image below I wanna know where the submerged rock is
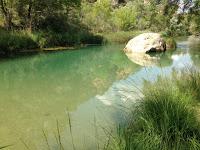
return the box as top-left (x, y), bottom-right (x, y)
top-left (124, 33), bottom-right (166, 53)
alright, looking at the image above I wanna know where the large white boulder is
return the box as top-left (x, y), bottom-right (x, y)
top-left (124, 33), bottom-right (166, 53)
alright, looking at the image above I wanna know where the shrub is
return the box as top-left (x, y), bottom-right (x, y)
top-left (165, 38), bottom-right (177, 50)
top-left (0, 30), bottom-right (38, 55)
top-left (81, 0), bottom-right (114, 33)
top-left (112, 2), bottom-right (137, 31)
top-left (0, 28), bottom-right (104, 54)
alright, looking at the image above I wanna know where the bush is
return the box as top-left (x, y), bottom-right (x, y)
top-left (112, 2), bottom-right (137, 31)
top-left (81, 0), bottom-right (114, 33)
top-left (35, 31), bottom-right (104, 48)
top-left (79, 31), bottom-right (104, 44)
top-left (165, 38), bottom-right (177, 50)
top-left (0, 30), bottom-right (38, 55)
top-left (0, 29), bottom-right (104, 54)
top-left (189, 15), bottom-right (200, 36)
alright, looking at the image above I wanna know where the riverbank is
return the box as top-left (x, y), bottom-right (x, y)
top-left (0, 29), bottom-right (104, 57)
top-left (0, 29), bottom-right (180, 57)
top-left (108, 67), bottom-right (200, 150)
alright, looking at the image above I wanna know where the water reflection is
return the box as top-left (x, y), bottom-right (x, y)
top-left (62, 39), bottom-right (198, 149)
top-left (52, 39), bottom-right (199, 150)
top-left (126, 52), bottom-right (159, 66)
top-left (0, 39), bottom-right (199, 149)
top-left (0, 45), bottom-right (141, 149)
top-left (125, 52), bottom-right (174, 67)
top-left (188, 36), bottom-right (200, 67)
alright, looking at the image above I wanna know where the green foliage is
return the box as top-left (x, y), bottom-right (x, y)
top-left (106, 68), bottom-right (200, 150)
top-left (189, 14), bottom-right (200, 36)
top-left (173, 68), bottom-right (200, 102)
top-left (81, 0), bottom-right (113, 32)
top-left (0, 0), bottom-right (81, 30)
top-left (0, 30), bottom-right (38, 54)
top-left (0, 0), bottom-right (199, 53)
top-left (115, 80), bottom-right (200, 150)
top-left (0, 28), bottom-right (103, 54)
top-left (0, 0), bottom-right (105, 54)
top-left (81, 0), bottom-right (200, 36)
top-left (164, 37), bottom-right (177, 49)
top-left (165, 16), bottom-right (189, 36)
top-left (112, 2), bottom-right (137, 31)
top-left (102, 30), bottom-right (147, 44)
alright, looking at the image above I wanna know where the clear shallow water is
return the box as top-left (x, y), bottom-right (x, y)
top-left (0, 38), bottom-right (199, 150)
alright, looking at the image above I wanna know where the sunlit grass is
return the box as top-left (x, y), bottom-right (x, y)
top-left (109, 67), bottom-right (200, 150)
top-left (173, 67), bottom-right (200, 102)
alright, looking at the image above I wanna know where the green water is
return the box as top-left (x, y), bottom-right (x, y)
top-left (0, 39), bottom-right (199, 150)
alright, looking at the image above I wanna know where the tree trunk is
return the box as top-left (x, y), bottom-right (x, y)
top-left (27, 0), bottom-right (33, 31)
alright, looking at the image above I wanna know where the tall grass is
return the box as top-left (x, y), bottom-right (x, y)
top-left (120, 83), bottom-right (200, 149)
top-left (110, 68), bottom-right (200, 150)
top-left (173, 68), bottom-right (200, 102)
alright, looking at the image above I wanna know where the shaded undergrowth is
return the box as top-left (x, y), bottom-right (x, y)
top-left (0, 29), bottom-right (104, 56)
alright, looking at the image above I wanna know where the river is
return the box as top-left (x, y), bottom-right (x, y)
top-left (0, 38), bottom-right (199, 150)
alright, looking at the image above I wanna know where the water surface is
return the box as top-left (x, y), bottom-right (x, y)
top-left (0, 38), bottom-right (199, 149)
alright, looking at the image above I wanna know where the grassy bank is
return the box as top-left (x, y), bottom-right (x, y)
top-left (102, 31), bottom-right (147, 44)
top-left (0, 29), bottom-right (178, 57)
top-left (0, 30), bottom-right (144, 55)
top-left (103, 31), bottom-right (177, 49)
top-left (0, 29), bottom-right (103, 56)
top-left (108, 67), bottom-right (200, 150)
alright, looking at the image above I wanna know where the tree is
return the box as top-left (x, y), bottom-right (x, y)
top-left (0, 0), bottom-right (15, 29)
top-left (0, 0), bottom-right (81, 30)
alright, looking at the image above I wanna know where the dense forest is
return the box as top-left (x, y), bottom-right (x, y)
top-left (0, 0), bottom-right (199, 54)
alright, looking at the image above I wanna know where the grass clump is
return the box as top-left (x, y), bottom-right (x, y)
top-left (116, 79), bottom-right (200, 150)
top-left (173, 68), bottom-right (200, 102)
